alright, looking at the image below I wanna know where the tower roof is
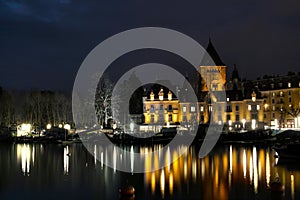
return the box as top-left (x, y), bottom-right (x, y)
top-left (201, 38), bottom-right (225, 66)
top-left (232, 64), bottom-right (240, 80)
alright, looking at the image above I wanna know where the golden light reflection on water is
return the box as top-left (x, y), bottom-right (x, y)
top-left (142, 145), bottom-right (300, 199)
top-left (17, 144), bottom-right (31, 175)
top-left (12, 143), bottom-right (300, 199)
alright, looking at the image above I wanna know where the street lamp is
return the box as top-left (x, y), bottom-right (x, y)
top-left (242, 119), bottom-right (246, 129)
top-left (64, 124), bottom-right (71, 141)
top-left (46, 124), bottom-right (52, 130)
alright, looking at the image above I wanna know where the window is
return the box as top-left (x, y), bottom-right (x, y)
top-left (151, 115), bottom-right (155, 123)
top-left (168, 105), bottom-right (172, 111)
top-left (272, 113), bottom-right (275, 118)
top-left (168, 114), bottom-right (172, 122)
top-left (160, 104), bottom-right (164, 110)
top-left (236, 105), bottom-right (239, 111)
top-left (251, 114), bottom-right (258, 119)
top-left (272, 99), bottom-right (275, 104)
top-left (191, 106), bottom-right (196, 112)
top-left (280, 99), bottom-right (283, 103)
top-left (226, 97), bottom-right (229, 102)
top-left (264, 114), bottom-right (266, 119)
top-left (248, 105), bottom-right (251, 111)
top-left (200, 115), bottom-right (204, 122)
top-left (288, 82), bottom-right (291, 88)
top-left (280, 91), bottom-right (283, 96)
top-left (272, 106), bottom-right (275, 111)
top-left (226, 105), bottom-right (232, 112)
top-left (272, 92), bottom-right (275, 97)
top-left (289, 97), bottom-right (292, 103)
top-left (150, 105), bottom-right (155, 112)
top-left (227, 115), bottom-right (231, 121)
top-left (257, 105), bottom-right (260, 110)
top-left (182, 106), bottom-right (186, 112)
top-left (200, 106), bottom-right (204, 112)
top-left (236, 115), bottom-right (240, 121)
top-left (288, 91), bottom-right (291, 95)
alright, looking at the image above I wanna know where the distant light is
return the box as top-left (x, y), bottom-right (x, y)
top-left (274, 119), bottom-right (279, 129)
top-left (17, 123), bottom-right (31, 137)
top-left (228, 120), bottom-right (232, 126)
top-left (46, 124), bottom-right (51, 130)
top-left (58, 124), bottom-right (63, 128)
top-left (257, 105), bottom-right (260, 110)
top-left (64, 124), bottom-right (71, 130)
top-left (251, 119), bottom-right (256, 130)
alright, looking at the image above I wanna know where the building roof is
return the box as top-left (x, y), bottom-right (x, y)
top-left (201, 38), bottom-right (225, 66)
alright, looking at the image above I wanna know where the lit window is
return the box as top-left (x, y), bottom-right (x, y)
top-left (248, 105), bottom-right (251, 111)
top-left (183, 106), bottom-right (186, 112)
top-left (226, 97), bottom-right (229, 102)
top-left (191, 106), bottom-right (196, 112)
top-left (272, 92), bottom-right (275, 97)
top-left (272, 106), bottom-right (275, 111)
top-left (257, 105), bottom-right (260, 110)
top-left (280, 91), bottom-right (283, 96)
top-left (288, 82), bottom-right (291, 88)
top-left (200, 106), bottom-right (204, 112)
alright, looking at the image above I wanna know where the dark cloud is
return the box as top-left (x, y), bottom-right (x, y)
top-left (0, 0), bottom-right (299, 91)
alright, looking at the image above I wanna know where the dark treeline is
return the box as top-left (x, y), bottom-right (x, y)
top-left (0, 86), bottom-right (72, 129)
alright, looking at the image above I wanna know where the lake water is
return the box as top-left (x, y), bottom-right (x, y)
top-left (0, 142), bottom-right (299, 200)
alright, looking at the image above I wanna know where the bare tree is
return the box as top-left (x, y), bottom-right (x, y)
top-left (95, 75), bottom-right (114, 128)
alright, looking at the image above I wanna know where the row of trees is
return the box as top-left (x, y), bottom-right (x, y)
top-left (0, 87), bottom-right (72, 129)
top-left (22, 90), bottom-right (72, 128)
top-left (0, 87), bottom-right (14, 127)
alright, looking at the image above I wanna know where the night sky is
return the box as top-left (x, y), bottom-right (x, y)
top-left (1, 0), bottom-right (299, 92)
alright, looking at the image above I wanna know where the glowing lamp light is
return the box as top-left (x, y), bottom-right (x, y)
top-left (46, 124), bottom-right (52, 130)
top-left (64, 124), bottom-right (71, 130)
top-left (274, 119), bottom-right (279, 129)
top-left (228, 120), bottom-right (232, 126)
top-left (58, 124), bottom-right (63, 128)
top-left (17, 123), bottom-right (32, 137)
top-left (242, 119), bottom-right (246, 129)
top-left (112, 123), bottom-right (117, 130)
top-left (251, 119), bottom-right (256, 130)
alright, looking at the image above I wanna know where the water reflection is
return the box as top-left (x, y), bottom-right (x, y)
top-left (16, 144), bottom-right (31, 175)
top-left (63, 146), bottom-right (69, 175)
top-left (0, 143), bottom-right (299, 199)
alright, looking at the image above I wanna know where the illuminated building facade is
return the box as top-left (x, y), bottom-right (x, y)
top-left (143, 89), bottom-right (180, 125)
top-left (142, 40), bottom-right (298, 131)
top-left (244, 74), bottom-right (300, 128)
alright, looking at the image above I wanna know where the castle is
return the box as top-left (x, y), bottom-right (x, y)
top-left (142, 39), bottom-right (300, 132)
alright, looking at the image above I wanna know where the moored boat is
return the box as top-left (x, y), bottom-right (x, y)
top-left (273, 143), bottom-right (300, 159)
